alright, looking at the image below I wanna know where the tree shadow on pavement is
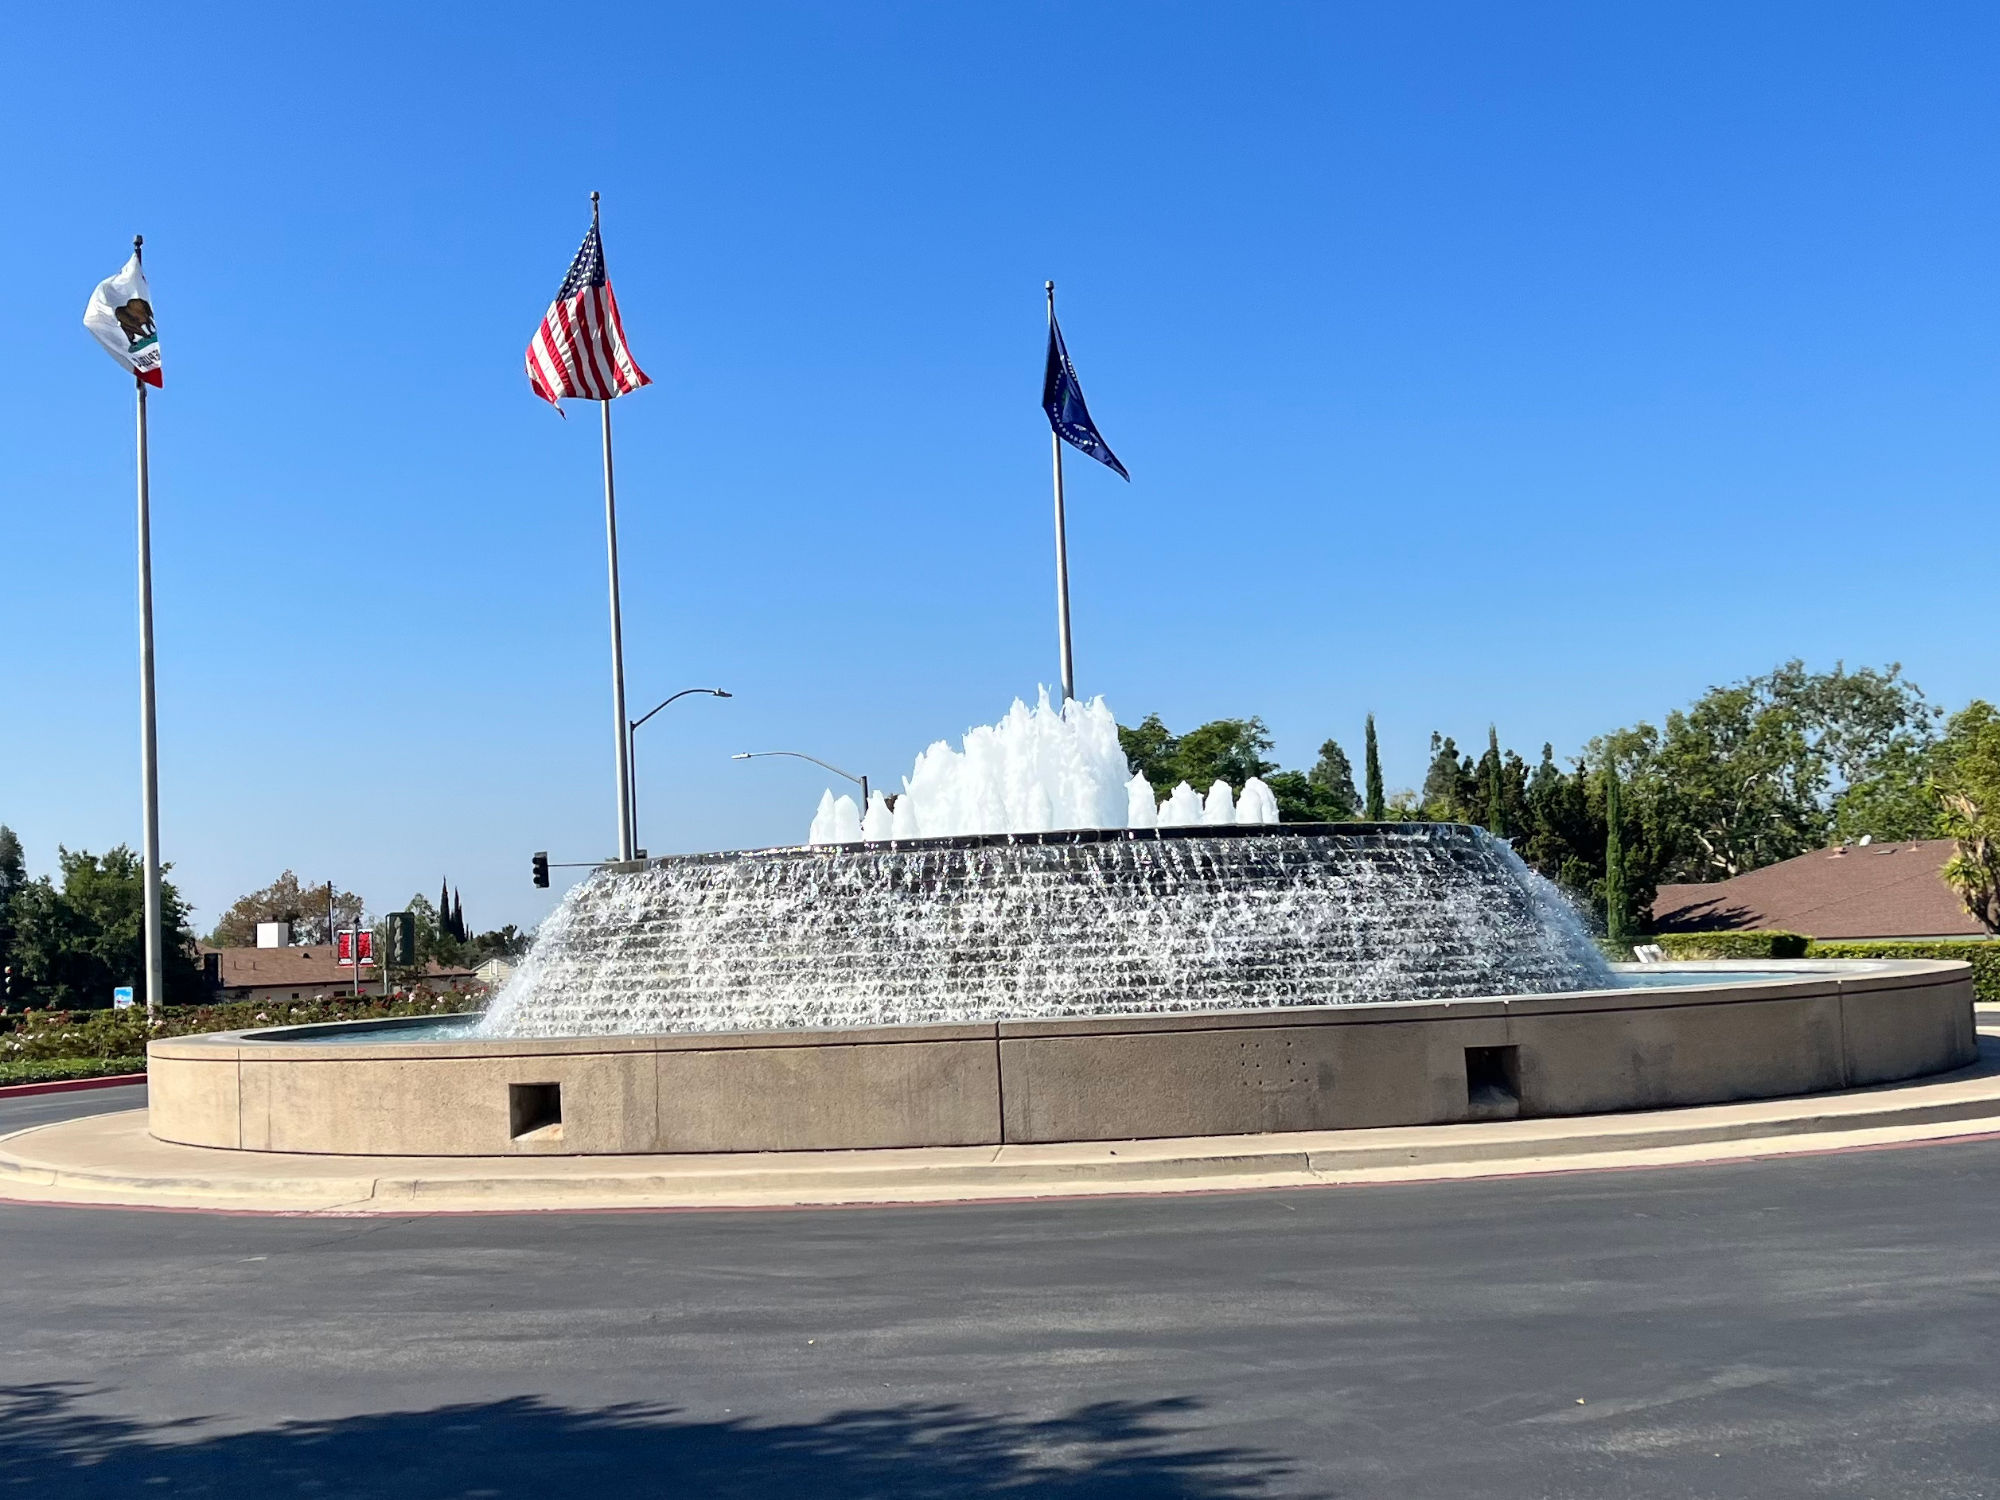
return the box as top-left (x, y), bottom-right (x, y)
top-left (0, 1382), bottom-right (1311, 1498)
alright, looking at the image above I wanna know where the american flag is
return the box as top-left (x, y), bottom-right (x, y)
top-left (525, 218), bottom-right (650, 408)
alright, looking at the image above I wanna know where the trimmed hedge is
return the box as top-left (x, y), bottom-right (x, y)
top-left (0, 989), bottom-right (482, 1065)
top-left (0, 1057), bottom-right (147, 1086)
top-left (1807, 939), bottom-right (2000, 1005)
top-left (1651, 930), bottom-right (1812, 961)
top-left (1612, 933), bottom-right (2000, 1004)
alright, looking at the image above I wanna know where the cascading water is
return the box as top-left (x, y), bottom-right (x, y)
top-left (478, 693), bottom-right (1613, 1039)
top-left (478, 824), bottom-right (1614, 1038)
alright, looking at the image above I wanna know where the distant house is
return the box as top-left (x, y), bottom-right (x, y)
top-left (1650, 839), bottom-right (1990, 941)
top-left (474, 955), bottom-right (517, 989)
top-left (201, 944), bottom-right (480, 1005)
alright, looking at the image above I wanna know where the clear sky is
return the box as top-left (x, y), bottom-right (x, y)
top-left (3, 3), bottom-right (1996, 933)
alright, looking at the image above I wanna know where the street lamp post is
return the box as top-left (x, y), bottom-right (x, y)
top-left (731, 751), bottom-right (870, 809)
top-left (629, 688), bottom-right (732, 856)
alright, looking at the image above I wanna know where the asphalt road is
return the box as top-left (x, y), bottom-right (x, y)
top-left (2, 1085), bottom-right (1998, 1499)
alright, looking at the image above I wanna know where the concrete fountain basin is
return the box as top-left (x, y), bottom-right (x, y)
top-left (147, 959), bottom-right (1976, 1157)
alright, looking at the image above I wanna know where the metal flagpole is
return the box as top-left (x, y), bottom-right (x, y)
top-left (602, 397), bottom-right (634, 860)
top-left (597, 194), bottom-right (636, 862)
top-left (133, 234), bottom-right (165, 1020)
top-left (1046, 281), bottom-right (1075, 704)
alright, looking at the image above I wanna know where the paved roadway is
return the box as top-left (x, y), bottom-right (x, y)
top-left (2, 1085), bottom-right (1998, 1499)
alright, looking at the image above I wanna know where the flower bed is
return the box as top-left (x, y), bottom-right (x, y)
top-left (0, 989), bottom-right (484, 1066)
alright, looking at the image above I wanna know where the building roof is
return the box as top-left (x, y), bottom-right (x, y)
top-left (202, 944), bottom-right (476, 989)
top-left (1650, 839), bottom-right (1989, 940)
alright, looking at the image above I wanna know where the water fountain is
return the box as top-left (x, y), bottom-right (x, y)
top-left (479, 692), bottom-right (1611, 1039)
top-left (145, 693), bottom-right (1978, 1157)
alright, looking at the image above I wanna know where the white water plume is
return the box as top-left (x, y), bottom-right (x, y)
top-left (806, 689), bottom-right (1280, 844)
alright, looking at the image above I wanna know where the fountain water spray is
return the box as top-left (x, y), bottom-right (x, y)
top-left (807, 689), bottom-right (1278, 845)
top-left (476, 693), bottom-right (1612, 1039)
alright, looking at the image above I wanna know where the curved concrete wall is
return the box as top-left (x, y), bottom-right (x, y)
top-left (147, 960), bottom-right (1979, 1157)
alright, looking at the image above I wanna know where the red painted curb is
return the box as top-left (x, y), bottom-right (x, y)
top-left (0, 1073), bottom-right (147, 1099)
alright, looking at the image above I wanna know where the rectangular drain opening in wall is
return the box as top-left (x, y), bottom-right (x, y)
top-left (1465, 1045), bottom-right (1521, 1121)
top-left (509, 1082), bottom-right (564, 1141)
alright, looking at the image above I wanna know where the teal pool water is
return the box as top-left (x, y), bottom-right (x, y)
top-left (245, 968), bottom-right (1812, 1044)
top-left (1612, 969), bottom-right (1804, 988)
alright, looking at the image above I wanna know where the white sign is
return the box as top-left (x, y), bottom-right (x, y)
top-left (112, 986), bottom-right (135, 1010)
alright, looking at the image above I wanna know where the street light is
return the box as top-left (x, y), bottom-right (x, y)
top-left (630, 688), bottom-right (732, 854)
top-left (731, 750), bottom-right (869, 808)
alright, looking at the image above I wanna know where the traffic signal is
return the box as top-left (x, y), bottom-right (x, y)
top-left (386, 910), bottom-right (417, 967)
top-left (532, 851), bottom-right (550, 889)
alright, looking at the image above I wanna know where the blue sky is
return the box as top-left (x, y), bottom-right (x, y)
top-left (3, 3), bottom-right (1996, 933)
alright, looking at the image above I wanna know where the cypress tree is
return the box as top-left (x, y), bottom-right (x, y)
top-left (1604, 762), bottom-right (1629, 942)
top-left (1363, 714), bottom-right (1385, 820)
top-left (438, 877), bottom-right (450, 930)
top-left (1486, 725), bottom-right (1506, 838)
top-left (451, 889), bottom-right (466, 943)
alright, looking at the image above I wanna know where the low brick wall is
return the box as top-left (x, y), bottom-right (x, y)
top-left (147, 960), bottom-right (1978, 1156)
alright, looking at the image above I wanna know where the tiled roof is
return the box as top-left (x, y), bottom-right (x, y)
top-left (202, 944), bottom-right (476, 989)
top-left (1650, 839), bottom-right (1989, 940)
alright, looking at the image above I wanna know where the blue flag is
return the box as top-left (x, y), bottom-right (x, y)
top-left (1043, 315), bottom-right (1129, 480)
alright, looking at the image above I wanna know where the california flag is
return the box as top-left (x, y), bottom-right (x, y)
top-left (83, 255), bottom-right (162, 387)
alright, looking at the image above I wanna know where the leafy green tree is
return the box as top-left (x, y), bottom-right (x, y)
top-left (1604, 762), bottom-right (1629, 941)
top-left (1421, 733), bottom-right (1478, 821)
top-left (467, 925), bottom-right (530, 963)
top-left (1263, 772), bottom-right (1325, 822)
top-left (1308, 738), bottom-right (1360, 818)
top-left (1363, 715), bottom-right (1385, 820)
top-left (1483, 726), bottom-right (1506, 837)
top-left (1172, 718), bottom-right (1278, 791)
top-left (1116, 715), bottom-right (1276, 796)
top-left (1116, 715), bottom-right (1178, 788)
top-left (1935, 700), bottom-right (2000, 932)
top-left (1522, 745), bottom-right (1600, 896)
top-left (209, 872), bottom-right (364, 947)
top-left (8, 846), bottom-right (203, 1009)
top-left (1832, 740), bottom-right (1946, 843)
top-left (1591, 660), bottom-right (1937, 881)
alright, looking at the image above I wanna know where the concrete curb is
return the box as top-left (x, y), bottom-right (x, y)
top-left (0, 1074), bottom-right (147, 1100)
top-left (6, 1035), bottom-right (2000, 1214)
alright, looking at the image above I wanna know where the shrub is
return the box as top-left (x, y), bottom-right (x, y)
top-left (0, 1057), bottom-right (146, 1086)
top-left (1646, 931), bottom-right (1812, 960)
top-left (1806, 939), bottom-right (2000, 1005)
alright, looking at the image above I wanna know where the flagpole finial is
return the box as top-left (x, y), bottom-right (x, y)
top-left (591, 190), bottom-right (601, 217)
top-left (133, 233), bottom-right (143, 264)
